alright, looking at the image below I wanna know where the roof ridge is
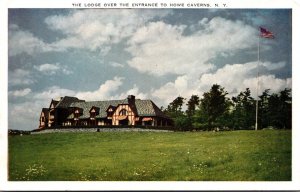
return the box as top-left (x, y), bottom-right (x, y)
top-left (63, 96), bottom-right (78, 98)
top-left (82, 99), bottom-right (124, 103)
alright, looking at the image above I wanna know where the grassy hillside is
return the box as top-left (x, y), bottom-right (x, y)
top-left (8, 130), bottom-right (291, 181)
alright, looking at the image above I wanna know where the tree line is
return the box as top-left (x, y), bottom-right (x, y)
top-left (163, 84), bottom-right (292, 131)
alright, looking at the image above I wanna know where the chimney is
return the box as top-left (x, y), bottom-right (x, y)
top-left (127, 95), bottom-right (135, 103)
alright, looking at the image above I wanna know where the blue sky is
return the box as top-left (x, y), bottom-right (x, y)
top-left (8, 9), bottom-right (292, 130)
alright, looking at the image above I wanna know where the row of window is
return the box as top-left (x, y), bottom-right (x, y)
top-left (62, 120), bottom-right (106, 126)
top-left (73, 109), bottom-right (128, 117)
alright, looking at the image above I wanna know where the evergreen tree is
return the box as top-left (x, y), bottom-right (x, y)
top-left (268, 88), bottom-right (292, 129)
top-left (258, 89), bottom-right (271, 129)
top-left (268, 93), bottom-right (281, 128)
top-left (279, 88), bottom-right (292, 129)
top-left (165, 96), bottom-right (185, 118)
top-left (198, 84), bottom-right (230, 129)
top-left (164, 96), bottom-right (188, 129)
top-left (186, 95), bottom-right (200, 117)
top-left (231, 88), bottom-right (256, 129)
top-left (163, 86), bottom-right (292, 131)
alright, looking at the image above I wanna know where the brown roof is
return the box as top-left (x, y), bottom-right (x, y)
top-left (41, 108), bottom-right (49, 117)
top-left (63, 96), bottom-right (170, 120)
top-left (55, 96), bottom-right (84, 108)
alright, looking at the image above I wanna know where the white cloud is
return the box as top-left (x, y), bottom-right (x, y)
top-left (9, 101), bottom-right (43, 130)
top-left (75, 76), bottom-right (125, 101)
top-left (73, 76), bottom-right (148, 101)
top-left (115, 84), bottom-right (148, 100)
top-left (127, 17), bottom-right (257, 76)
top-left (262, 61), bottom-right (286, 70)
top-left (8, 69), bottom-right (35, 86)
top-left (9, 85), bottom-right (77, 130)
top-left (9, 10), bottom-right (172, 57)
top-left (152, 61), bottom-right (291, 105)
top-left (109, 62), bottom-right (124, 68)
top-left (199, 61), bottom-right (291, 97)
top-left (34, 63), bottom-right (73, 75)
top-left (8, 24), bottom-right (52, 56)
top-left (8, 85), bottom-right (75, 130)
top-left (61, 68), bottom-right (73, 75)
top-left (30, 77), bottom-right (146, 104)
top-left (33, 86), bottom-right (76, 101)
top-left (8, 88), bottom-right (31, 97)
top-left (126, 17), bottom-right (290, 105)
top-left (152, 75), bottom-right (201, 105)
top-left (45, 9), bottom-right (172, 54)
top-left (34, 63), bottom-right (59, 74)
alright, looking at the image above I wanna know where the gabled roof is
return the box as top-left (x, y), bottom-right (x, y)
top-left (49, 99), bottom-right (59, 109)
top-left (135, 99), bottom-right (168, 118)
top-left (106, 105), bottom-right (116, 112)
top-left (67, 100), bottom-right (124, 119)
top-left (56, 96), bottom-right (84, 108)
top-left (89, 106), bottom-right (100, 113)
top-left (62, 96), bottom-right (170, 120)
top-left (41, 108), bottom-right (49, 117)
top-left (74, 107), bottom-right (83, 114)
top-left (42, 108), bottom-right (49, 113)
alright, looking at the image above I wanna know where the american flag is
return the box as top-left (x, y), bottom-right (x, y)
top-left (260, 27), bottom-right (274, 39)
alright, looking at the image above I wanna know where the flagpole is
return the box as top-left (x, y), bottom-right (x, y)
top-left (255, 31), bottom-right (260, 131)
top-left (255, 27), bottom-right (274, 131)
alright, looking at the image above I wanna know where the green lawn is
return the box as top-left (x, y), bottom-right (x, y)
top-left (8, 130), bottom-right (291, 181)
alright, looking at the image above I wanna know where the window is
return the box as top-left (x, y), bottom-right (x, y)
top-left (90, 112), bottom-right (96, 118)
top-left (119, 109), bottom-right (127, 116)
top-left (64, 121), bottom-right (71, 126)
top-left (81, 121), bottom-right (87, 126)
top-left (74, 113), bottom-right (80, 119)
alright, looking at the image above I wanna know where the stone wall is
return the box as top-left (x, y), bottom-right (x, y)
top-left (31, 127), bottom-right (173, 134)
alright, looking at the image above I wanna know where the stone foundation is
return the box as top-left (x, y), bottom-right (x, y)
top-left (31, 127), bottom-right (173, 134)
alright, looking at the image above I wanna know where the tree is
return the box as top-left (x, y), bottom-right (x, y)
top-left (192, 109), bottom-right (210, 130)
top-left (279, 88), bottom-right (292, 129)
top-left (186, 95), bottom-right (200, 117)
top-left (164, 96), bottom-right (188, 129)
top-left (198, 84), bottom-right (230, 129)
top-left (166, 96), bottom-right (184, 113)
top-left (184, 95), bottom-right (200, 128)
top-left (268, 88), bottom-right (292, 129)
top-left (258, 89), bottom-right (271, 129)
top-left (165, 96), bottom-right (185, 118)
top-left (174, 115), bottom-right (191, 131)
top-left (163, 86), bottom-right (292, 131)
top-left (267, 93), bottom-right (281, 128)
top-left (232, 88), bottom-right (256, 129)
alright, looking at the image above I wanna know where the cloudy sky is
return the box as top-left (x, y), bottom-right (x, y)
top-left (8, 9), bottom-right (292, 130)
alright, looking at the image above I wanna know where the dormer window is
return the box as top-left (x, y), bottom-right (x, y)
top-left (74, 108), bottom-right (83, 120)
top-left (119, 109), bottom-right (127, 116)
top-left (89, 107), bottom-right (99, 119)
top-left (49, 99), bottom-right (59, 110)
top-left (90, 110), bottom-right (96, 119)
top-left (106, 105), bottom-right (116, 117)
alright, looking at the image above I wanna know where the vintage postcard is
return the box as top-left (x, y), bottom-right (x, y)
top-left (1, 0), bottom-right (299, 191)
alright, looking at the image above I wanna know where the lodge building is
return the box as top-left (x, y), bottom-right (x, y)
top-left (39, 95), bottom-right (173, 129)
